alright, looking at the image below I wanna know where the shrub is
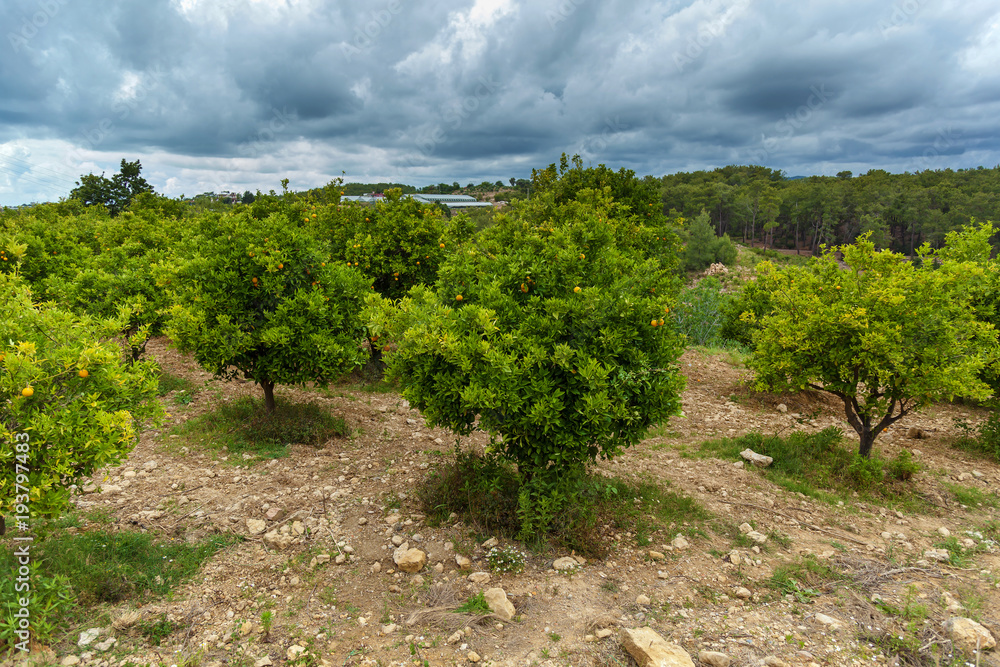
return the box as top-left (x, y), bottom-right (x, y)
top-left (165, 211), bottom-right (370, 413)
top-left (0, 271), bottom-right (162, 524)
top-left (718, 275), bottom-right (776, 348)
top-left (384, 189), bottom-right (685, 513)
top-left (673, 277), bottom-right (735, 347)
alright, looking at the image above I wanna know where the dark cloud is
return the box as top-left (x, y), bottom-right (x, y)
top-left (2, 0), bottom-right (999, 204)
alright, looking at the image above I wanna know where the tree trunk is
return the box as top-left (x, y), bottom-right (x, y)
top-left (857, 429), bottom-right (875, 458)
top-left (262, 379), bottom-right (276, 414)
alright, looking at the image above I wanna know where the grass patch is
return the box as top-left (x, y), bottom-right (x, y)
top-left (168, 396), bottom-right (350, 460)
top-left (156, 369), bottom-right (198, 396)
top-left (941, 481), bottom-right (1000, 508)
top-left (768, 555), bottom-right (845, 602)
top-left (695, 427), bottom-right (921, 501)
top-left (0, 529), bottom-right (240, 651)
top-left (12, 530), bottom-right (241, 606)
top-left (138, 614), bottom-right (177, 646)
top-left (419, 449), bottom-right (709, 558)
top-left (454, 592), bottom-right (490, 615)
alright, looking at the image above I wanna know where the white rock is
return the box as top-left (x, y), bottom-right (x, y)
top-left (382, 624), bottom-right (397, 635)
top-left (468, 572), bottom-right (491, 584)
top-left (621, 627), bottom-right (695, 667)
top-left (814, 613), bottom-right (843, 631)
top-left (286, 645), bottom-right (306, 661)
top-left (78, 628), bottom-right (102, 647)
top-left (246, 519), bottom-right (267, 535)
top-left (746, 530), bottom-right (768, 544)
top-left (924, 548), bottom-right (951, 562)
top-left (740, 449), bottom-right (773, 467)
top-left (734, 587), bottom-right (752, 600)
top-left (937, 527), bottom-right (951, 538)
top-left (61, 657), bottom-right (81, 666)
top-left (553, 556), bottom-right (579, 570)
top-left (94, 637), bottom-right (116, 652)
top-left (481, 537), bottom-right (498, 549)
top-left (467, 651), bottom-right (481, 663)
top-left (596, 628), bottom-right (614, 639)
top-left (671, 536), bottom-right (690, 550)
top-left (254, 658), bottom-right (273, 667)
top-left (636, 594), bottom-right (651, 606)
top-left (483, 587), bottom-right (516, 620)
top-left (776, 404), bottom-right (787, 413)
top-left (698, 651), bottom-right (731, 667)
top-left (456, 554), bottom-right (472, 569)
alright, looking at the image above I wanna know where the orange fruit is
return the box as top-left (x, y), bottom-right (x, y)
top-left (21, 387), bottom-right (33, 397)
top-left (278, 263), bottom-right (284, 269)
top-left (79, 369), bottom-right (89, 378)
top-left (521, 283), bottom-right (528, 293)
top-left (574, 286), bottom-right (581, 293)
top-left (658, 318), bottom-right (665, 326)
top-left (439, 243), bottom-right (445, 248)
top-left (456, 294), bottom-right (463, 301)
top-left (651, 319), bottom-right (658, 327)
top-left (579, 253), bottom-right (585, 259)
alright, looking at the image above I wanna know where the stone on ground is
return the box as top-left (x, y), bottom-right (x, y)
top-left (944, 617), bottom-right (996, 652)
top-left (621, 627), bottom-right (695, 667)
top-left (483, 587), bottom-right (516, 620)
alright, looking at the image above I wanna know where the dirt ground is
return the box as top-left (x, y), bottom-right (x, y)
top-left (19, 338), bottom-right (1000, 667)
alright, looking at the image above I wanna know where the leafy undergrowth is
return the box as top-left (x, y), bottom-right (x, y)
top-left (951, 410), bottom-right (1000, 463)
top-left (693, 427), bottom-right (923, 504)
top-left (167, 396), bottom-right (350, 460)
top-left (419, 449), bottom-right (709, 558)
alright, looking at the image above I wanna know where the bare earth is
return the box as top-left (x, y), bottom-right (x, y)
top-left (31, 339), bottom-right (1000, 667)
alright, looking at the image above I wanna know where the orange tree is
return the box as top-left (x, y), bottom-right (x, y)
top-left (0, 269), bottom-right (162, 527)
top-left (375, 188), bottom-right (685, 537)
top-left (749, 234), bottom-right (999, 459)
top-left (303, 188), bottom-right (474, 299)
top-left (164, 211), bottom-right (370, 413)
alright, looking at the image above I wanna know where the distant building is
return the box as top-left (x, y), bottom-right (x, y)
top-left (341, 193), bottom-right (493, 210)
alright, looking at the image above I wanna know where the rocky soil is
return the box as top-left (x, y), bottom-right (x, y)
top-left (11, 339), bottom-right (1000, 667)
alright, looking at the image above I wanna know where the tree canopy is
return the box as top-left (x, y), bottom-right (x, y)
top-left (748, 234), bottom-right (999, 458)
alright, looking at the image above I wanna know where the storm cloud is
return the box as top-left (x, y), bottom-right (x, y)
top-left (1, 0), bottom-right (999, 205)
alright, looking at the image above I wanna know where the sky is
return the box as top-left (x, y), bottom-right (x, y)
top-left (1, 0), bottom-right (999, 206)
